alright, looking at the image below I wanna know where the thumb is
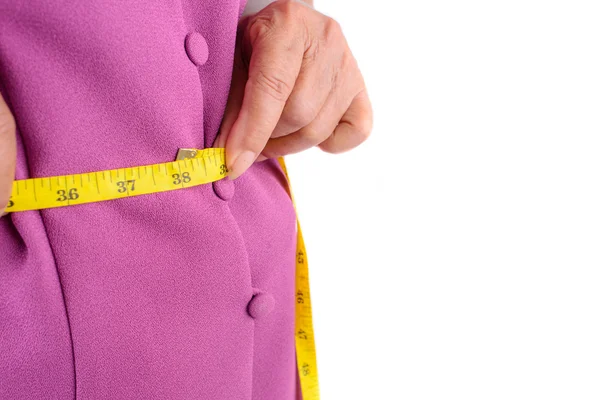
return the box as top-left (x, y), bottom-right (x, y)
top-left (0, 92), bottom-right (16, 217)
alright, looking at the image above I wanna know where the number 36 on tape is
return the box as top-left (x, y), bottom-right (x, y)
top-left (2, 147), bottom-right (321, 400)
top-left (4, 148), bottom-right (227, 213)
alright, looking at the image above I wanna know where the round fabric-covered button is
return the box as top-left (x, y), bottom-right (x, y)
top-left (212, 178), bottom-right (234, 201)
top-left (247, 292), bottom-right (275, 320)
top-left (185, 32), bottom-right (209, 66)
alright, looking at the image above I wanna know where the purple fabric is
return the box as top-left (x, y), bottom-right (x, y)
top-left (0, 1), bottom-right (300, 399)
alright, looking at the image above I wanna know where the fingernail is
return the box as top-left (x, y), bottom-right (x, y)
top-left (228, 150), bottom-right (256, 180)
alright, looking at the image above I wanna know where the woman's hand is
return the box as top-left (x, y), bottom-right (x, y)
top-left (0, 92), bottom-right (16, 217)
top-left (216, 0), bottom-right (373, 179)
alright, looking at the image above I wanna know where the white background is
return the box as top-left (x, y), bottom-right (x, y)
top-left (285, 1), bottom-right (600, 399)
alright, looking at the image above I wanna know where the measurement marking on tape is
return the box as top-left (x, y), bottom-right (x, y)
top-left (4, 148), bottom-right (319, 400)
top-left (63, 176), bottom-right (69, 206)
top-left (5, 149), bottom-right (227, 212)
top-left (277, 157), bottom-right (320, 399)
top-left (176, 162), bottom-right (183, 188)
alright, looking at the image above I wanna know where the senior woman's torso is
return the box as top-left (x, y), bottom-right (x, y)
top-left (0, 1), bottom-right (299, 399)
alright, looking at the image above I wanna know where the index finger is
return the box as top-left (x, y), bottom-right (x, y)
top-left (225, 19), bottom-right (304, 179)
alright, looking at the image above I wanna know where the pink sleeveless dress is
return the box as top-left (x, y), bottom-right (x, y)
top-left (0, 1), bottom-right (300, 399)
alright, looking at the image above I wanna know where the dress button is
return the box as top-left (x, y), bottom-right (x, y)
top-left (247, 292), bottom-right (275, 319)
top-left (185, 32), bottom-right (209, 66)
top-left (213, 178), bottom-right (234, 201)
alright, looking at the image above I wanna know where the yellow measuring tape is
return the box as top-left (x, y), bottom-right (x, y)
top-left (277, 157), bottom-right (320, 400)
top-left (3, 147), bottom-right (319, 399)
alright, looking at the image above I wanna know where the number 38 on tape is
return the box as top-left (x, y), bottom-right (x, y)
top-left (4, 148), bottom-right (227, 213)
top-left (3, 147), bottom-right (321, 400)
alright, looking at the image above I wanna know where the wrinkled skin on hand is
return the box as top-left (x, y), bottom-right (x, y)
top-left (216, 0), bottom-right (373, 179)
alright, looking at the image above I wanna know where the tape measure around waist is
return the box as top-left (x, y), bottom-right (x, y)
top-left (5, 148), bottom-right (227, 212)
top-left (3, 147), bottom-right (320, 399)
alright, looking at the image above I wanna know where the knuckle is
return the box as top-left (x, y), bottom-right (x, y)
top-left (248, 0), bottom-right (298, 40)
top-left (274, 0), bottom-right (303, 17)
top-left (247, 14), bottom-right (276, 42)
top-left (323, 17), bottom-right (343, 42)
top-left (318, 140), bottom-right (340, 154)
top-left (356, 116), bottom-right (373, 141)
top-left (303, 36), bottom-right (320, 63)
top-left (283, 99), bottom-right (319, 128)
top-left (354, 110), bottom-right (374, 142)
top-left (252, 70), bottom-right (293, 103)
top-left (250, 0), bottom-right (309, 45)
top-left (300, 125), bottom-right (325, 144)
